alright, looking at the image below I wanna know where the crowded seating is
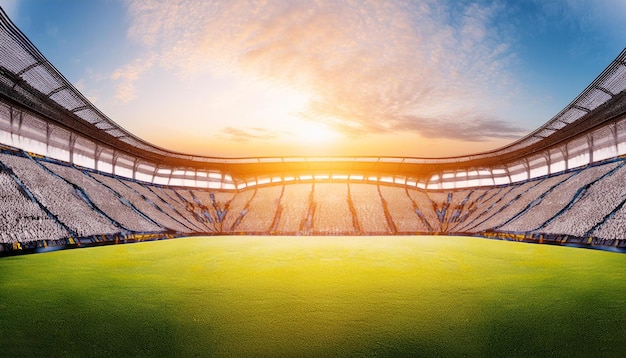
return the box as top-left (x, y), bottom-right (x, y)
top-left (459, 182), bottom-right (535, 233)
top-left (0, 153), bottom-right (118, 237)
top-left (499, 163), bottom-right (619, 232)
top-left (542, 163), bottom-right (626, 237)
top-left (379, 185), bottom-right (429, 233)
top-left (42, 161), bottom-right (163, 233)
top-left (313, 183), bottom-right (357, 235)
top-left (349, 183), bottom-right (389, 234)
top-left (237, 186), bottom-right (283, 232)
top-left (1, 146), bottom-right (626, 250)
top-left (89, 172), bottom-right (192, 233)
top-left (125, 181), bottom-right (208, 232)
top-left (471, 174), bottom-right (572, 232)
top-left (275, 183), bottom-right (312, 233)
top-left (153, 187), bottom-right (216, 232)
top-left (452, 187), bottom-right (512, 232)
top-left (0, 169), bottom-right (68, 243)
top-left (221, 189), bottom-right (255, 232)
top-left (406, 190), bottom-right (440, 231)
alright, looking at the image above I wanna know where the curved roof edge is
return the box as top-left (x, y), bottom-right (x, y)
top-left (1, 6), bottom-right (626, 186)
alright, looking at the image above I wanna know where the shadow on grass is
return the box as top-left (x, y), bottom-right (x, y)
top-left (0, 287), bottom-right (193, 357)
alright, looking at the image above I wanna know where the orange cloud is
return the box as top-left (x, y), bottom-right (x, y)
top-left (122, 0), bottom-right (526, 141)
top-left (220, 127), bottom-right (283, 142)
top-left (110, 54), bottom-right (155, 103)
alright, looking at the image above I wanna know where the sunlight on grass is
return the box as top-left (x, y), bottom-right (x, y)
top-left (0, 236), bottom-right (625, 357)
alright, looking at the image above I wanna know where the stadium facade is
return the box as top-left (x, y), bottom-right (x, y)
top-left (1, 8), bottom-right (626, 254)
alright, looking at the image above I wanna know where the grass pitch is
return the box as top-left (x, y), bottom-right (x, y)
top-left (0, 236), bottom-right (625, 357)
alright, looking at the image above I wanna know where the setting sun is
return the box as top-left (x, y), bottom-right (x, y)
top-left (293, 121), bottom-right (341, 144)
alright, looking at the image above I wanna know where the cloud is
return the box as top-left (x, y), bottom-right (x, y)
top-left (110, 54), bottom-right (155, 103)
top-left (123, 0), bottom-right (523, 141)
top-left (220, 127), bottom-right (283, 141)
top-left (400, 113), bottom-right (526, 141)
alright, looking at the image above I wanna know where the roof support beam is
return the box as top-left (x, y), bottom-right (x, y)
top-left (572, 105), bottom-right (591, 113)
top-left (594, 85), bottom-right (615, 97)
top-left (47, 86), bottom-right (67, 97)
top-left (71, 105), bottom-right (89, 113)
top-left (16, 61), bottom-right (42, 76)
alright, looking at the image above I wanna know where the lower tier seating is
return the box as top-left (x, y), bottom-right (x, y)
top-left (0, 150), bottom-right (624, 251)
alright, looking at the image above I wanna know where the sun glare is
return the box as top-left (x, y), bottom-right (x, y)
top-left (258, 85), bottom-right (342, 146)
top-left (293, 121), bottom-right (340, 144)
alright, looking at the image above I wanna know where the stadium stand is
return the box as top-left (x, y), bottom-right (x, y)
top-left (189, 189), bottom-right (234, 229)
top-left (449, 187), bottom-right (510, 232)
top-left (498, 162), bottom-right (621, 232)
top-left (541, 162), bottom-right (626, 237)
top-left (169, 188), bottom-right (198, 208)
top-left (0, 161), bottom-right (68, 243)
top-left (236, 185), bottom-right (283, 233)
top-left (153, 187), bottom-right (216, 232)
top-left (456, 183), bottom-right (533, 233)
top-left (221, 189), bottom-right (256, 232)
top-left (0, 7), bottom-right (626, 253)
top-left (406, 190), bottom-right (440, 232)
top-left (1, 145), bottom-right (626, 252)
top-left (349, 183), bottom-right (390, 234)
top-left (313, 183), bottom-right (358, 235)
top-left (0, 152), bottom-right (119, 237)
top-left (88, 172), bottom-right (192, 233)
top-left (469, 173), bottom-right (574, 232)
top-left (41, 161), bottom-right (163, 233)
top-left (592, 203), bottom-right (626, 241)
top-left (124, 181), bottom-right (209, 233)
top-left (447, 189), bottom-right (486, 227)
top-left (378, 186), bottom-right (429, 233)
top-left (275, 183), bottom-right (312, 234)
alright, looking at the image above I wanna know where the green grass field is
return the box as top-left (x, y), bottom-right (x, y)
top-left (0, 236), bottom-right (625, 357)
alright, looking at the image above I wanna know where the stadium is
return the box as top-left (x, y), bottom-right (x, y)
top-left (1, 4), bottom-right (626, 357)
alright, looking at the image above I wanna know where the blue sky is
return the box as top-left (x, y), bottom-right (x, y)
top-left (1, 0), bottom-right (624, 157)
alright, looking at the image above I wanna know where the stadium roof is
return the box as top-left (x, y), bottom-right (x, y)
top-left (1, 7), bottom-right (626, 187)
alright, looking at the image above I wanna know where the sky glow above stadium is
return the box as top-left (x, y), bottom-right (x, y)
top-left (1, 0), bottom-right (624, 158)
